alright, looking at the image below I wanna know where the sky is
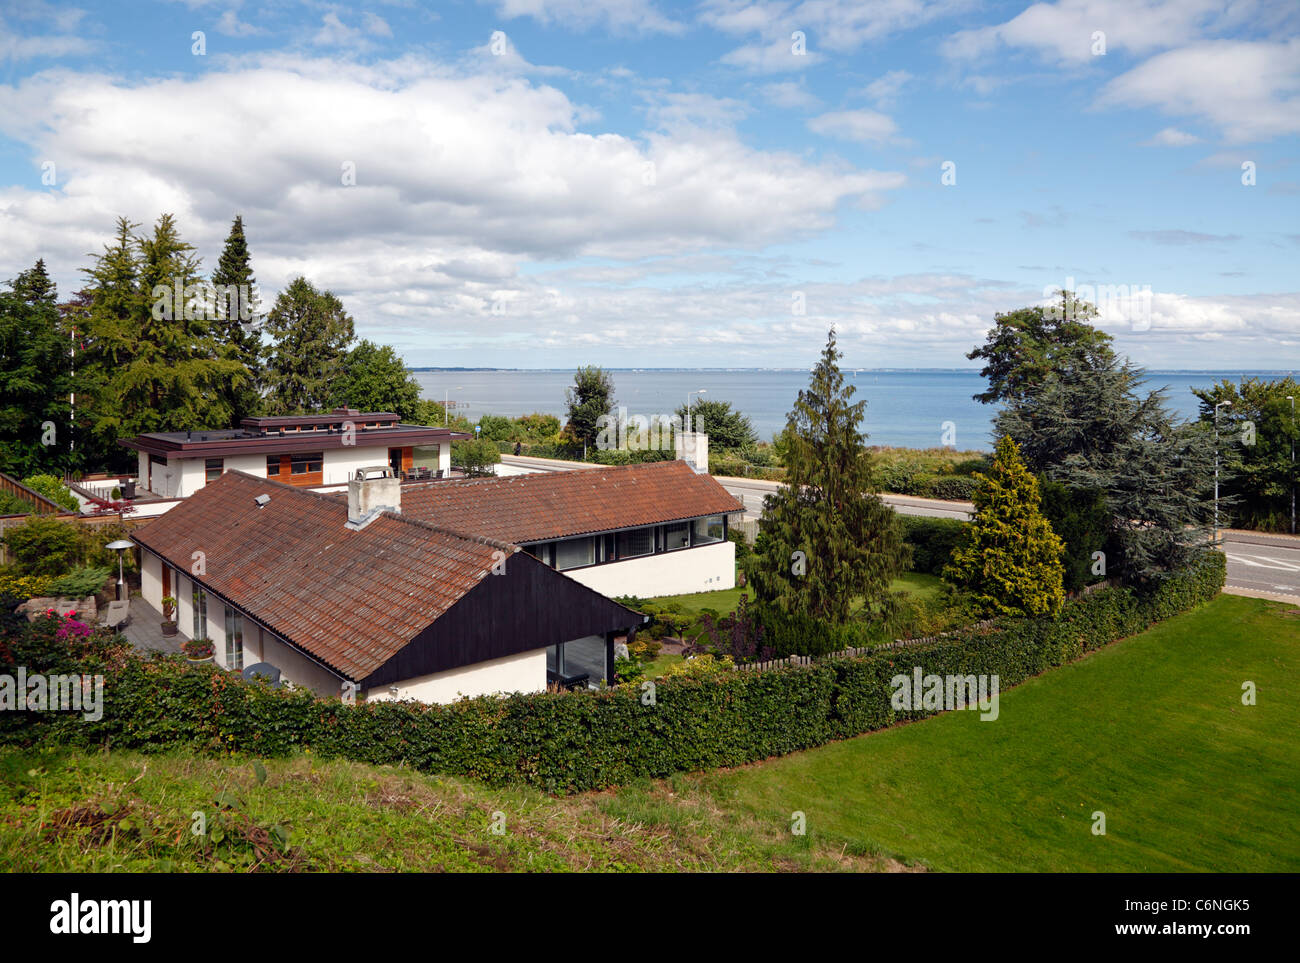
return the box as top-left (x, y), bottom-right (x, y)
top-left (1, 0), bottom-right (1297, 370)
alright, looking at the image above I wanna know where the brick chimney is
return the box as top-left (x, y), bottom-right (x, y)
top-left (346, 466), bottom-right (401, 530)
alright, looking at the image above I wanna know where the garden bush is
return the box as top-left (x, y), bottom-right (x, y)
top-left (1, 553), bottom-right (1224, 794)
top-left (899, 516), bottom-right (968, 575)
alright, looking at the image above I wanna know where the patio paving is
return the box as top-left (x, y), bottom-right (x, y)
top-left (115, 596), bottom-right (184, 656)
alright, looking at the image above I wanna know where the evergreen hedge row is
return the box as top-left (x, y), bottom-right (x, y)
top-left (4, 553), bottom-right (1225, 793)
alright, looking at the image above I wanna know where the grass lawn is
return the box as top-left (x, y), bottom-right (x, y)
top-left (647, 571), bottom-right (945, 618)
top-left (3, 595), bottom-right (1292, 872)
top-left (674, 594), bottom-right (1299, 872)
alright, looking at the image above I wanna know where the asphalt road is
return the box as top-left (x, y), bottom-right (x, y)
top-left (1220, 531), bottom-right (1300, 599)
top-left (498, 456), bottom-right (1300, 601)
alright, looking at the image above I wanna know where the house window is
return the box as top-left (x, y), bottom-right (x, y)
top-left (692, 515), bottom-right (725, 545)
top-left (617, 527), bottom-right (653, 559)
top-left (554, 537), bottom-right (595, 571)
top-left (664, 522), bottom-right (690, 551)
top-left (204, 458), bottom-right (224, 483)
top-left (291, 452), bottom-right (323, 474)
top-left (224, 605), bottom-right (244, 671)
top-left (266, 455), bottom-right (280, 476)
top-left (192, 584), bottom-right (207, 639)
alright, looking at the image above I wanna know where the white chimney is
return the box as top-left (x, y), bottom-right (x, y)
top-left (675, 431), bottom-right (709, 474)
top-left (347, 466), bottom-right (401, 530)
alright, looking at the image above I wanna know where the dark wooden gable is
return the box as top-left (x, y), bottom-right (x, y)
top-left (359, 549), bottom-right (643, 688)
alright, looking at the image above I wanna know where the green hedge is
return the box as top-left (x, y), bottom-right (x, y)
top-left (3, 553), bottom-right (1225, 793)
top-left (899, 515), bottom-right (968, 575)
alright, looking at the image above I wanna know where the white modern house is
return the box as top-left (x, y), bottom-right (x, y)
top-left (131, 469), bottom-right (643, 703)
top-left (120, 408), bottom-right (467, 499)
top-left (399, 459), bottom-right (745, 599)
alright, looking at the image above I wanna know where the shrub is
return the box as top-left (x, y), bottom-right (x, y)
top-left (0, 573), bottom-right (55, 600)
top-left (49, 566), bottom-right (113, 599)
top-left (3, 553), bottom-right (1223, 794)
top-left (19, 475), bottom-right (79, 512)
top-left (182, 638), bottom-right (214, 660)
top-left (927, 475), bottom-right (977, 501)
top-left (0, 515), bottom-right (83, 576)
top-left (898, 516), bottom-right (968, 575)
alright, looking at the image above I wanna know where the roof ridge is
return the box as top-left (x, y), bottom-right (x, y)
top-left (223, 469), bottom-right (519, 554)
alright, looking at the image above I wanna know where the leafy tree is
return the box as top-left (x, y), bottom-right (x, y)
top-left (745, 328), bottom-right (905, 623)
top-left (967, 290), bottom-right (1116, 404)
top-left (945, 436), bottom-right (1066, 618)
top-left (329, 340), bottom-right (422, 420)
top-left (211, 215), bottom-right (264, 421)
top-left (672, 398), bottom-right (757, 450)
top-left (1192, 377), bottom-right (1300, 532)
top-left (476, 414), bottom-right (518, 442)
top-left (0, 263), bottom-right (76, 475)
top-left (79, 215), bottom-right (250, 469)
top-left (515, 412), bottom-right (561, 440)
top-left (563, 365), bottom-right (615, 457)
top-left (412, 399), bottom-right (474, 432)
top-left (996, 350), bottom-right (1215, 581)
top-left (452, 437), bottom-right (500, 476)
top-left (262, 277), bottom-right (356, 415)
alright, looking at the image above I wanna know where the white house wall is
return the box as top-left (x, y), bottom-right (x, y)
top-left (566, 540), bottom-right (735, 598)
top-left (365, 646), bottom-right (548, 704)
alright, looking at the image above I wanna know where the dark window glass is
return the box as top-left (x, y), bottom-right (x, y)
top-left (291, 452), bottom-right (323, 474)
top-left (617, 528), bottom-right (653, 558)
top-left (204, 458), bottom-right (224, 483)
top-left (266, 455), bottom-right (280, 476)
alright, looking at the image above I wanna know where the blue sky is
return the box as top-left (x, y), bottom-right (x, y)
top-left (1, 0), bottom-right (1297, 369)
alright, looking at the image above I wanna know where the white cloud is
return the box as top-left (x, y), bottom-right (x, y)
top-left (481, 0), bottom-right (684, 34)
top-left (760, 80), bottom-right (819, 109)
top-left (1140, 126), bottom-right (1201, 147)
top-left (808, 109), bottom-right (900, 144)
top-left (1099, 40), bottom-right (1300, 143)
top-left (704, 0), bottom-right (966, 73)
top-left (0, 55), bottom-right (904, 352)
top-left (860, 69), bottom-right (911, 108)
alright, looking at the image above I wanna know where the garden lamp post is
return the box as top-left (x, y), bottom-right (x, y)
top-left (106, 539), bottom-right (134, 602)
top-left (1214, 401), bottom-right (1231, 544)
top-left (686, 389), bottom-right (707, 433)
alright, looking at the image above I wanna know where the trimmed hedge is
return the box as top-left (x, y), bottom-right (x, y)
top-left (899, 515), bottom-right (968, 575)
top-left (3, 553), bottom-right (1225, 794)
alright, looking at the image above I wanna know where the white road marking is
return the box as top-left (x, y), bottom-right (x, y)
top-left (1225, 553), bottom-right (1300, 572)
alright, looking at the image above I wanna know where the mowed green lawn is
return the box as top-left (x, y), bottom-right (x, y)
top-left (648, 572), bottom-right (945, 618)
top-left (686, 594), bottom-right (1299, 872)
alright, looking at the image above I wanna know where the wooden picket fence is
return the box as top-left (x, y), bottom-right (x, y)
top-left (731, 619), bottom-right (1000, 674)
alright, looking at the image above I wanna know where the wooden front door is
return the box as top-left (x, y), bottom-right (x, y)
top-left (162, 563), bottom-right (171, 601)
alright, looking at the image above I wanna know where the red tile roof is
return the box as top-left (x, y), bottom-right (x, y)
top-left (399, 459), bottom-right (745, 543)
top-left (131, 471), bottom-right (515, 681)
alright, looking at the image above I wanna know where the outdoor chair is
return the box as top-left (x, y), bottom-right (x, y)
top-left (104, 599), bottom-right (130, 629)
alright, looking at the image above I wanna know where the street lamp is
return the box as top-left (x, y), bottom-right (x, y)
top-left (1214, 401), bottom-right (1232, 544)
top-left (1287, 395), bottom-right (1295, 535)
top-left (686, 389), bottom-right (707, 433)
top-left (105, 539), bottom-right (134, 602)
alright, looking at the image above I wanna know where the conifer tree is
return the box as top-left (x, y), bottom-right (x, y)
top-left (262, 277), bottom-right (356, 414)
top-left (80, 214), bottom-right (249, 467)
top-left (945, 435), bottom-right (1066, 618)
top-left (745, 327), bottom-right (905, 623)
top-left (211, 215), bottom-right (263, 420)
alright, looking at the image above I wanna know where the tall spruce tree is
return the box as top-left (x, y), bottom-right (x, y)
top-left (262, 277), bottom-right (356, 415)
top-left (80, 215), bottom-right (249, 467)
top-left (211, 215), bottom-right (263, 421)
top-left (0, 262), bottom-right (75, 475)
top-left (945, 435), bottom-right (1066, 617)
top-left (745, 328), bottom-right (905, 623)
